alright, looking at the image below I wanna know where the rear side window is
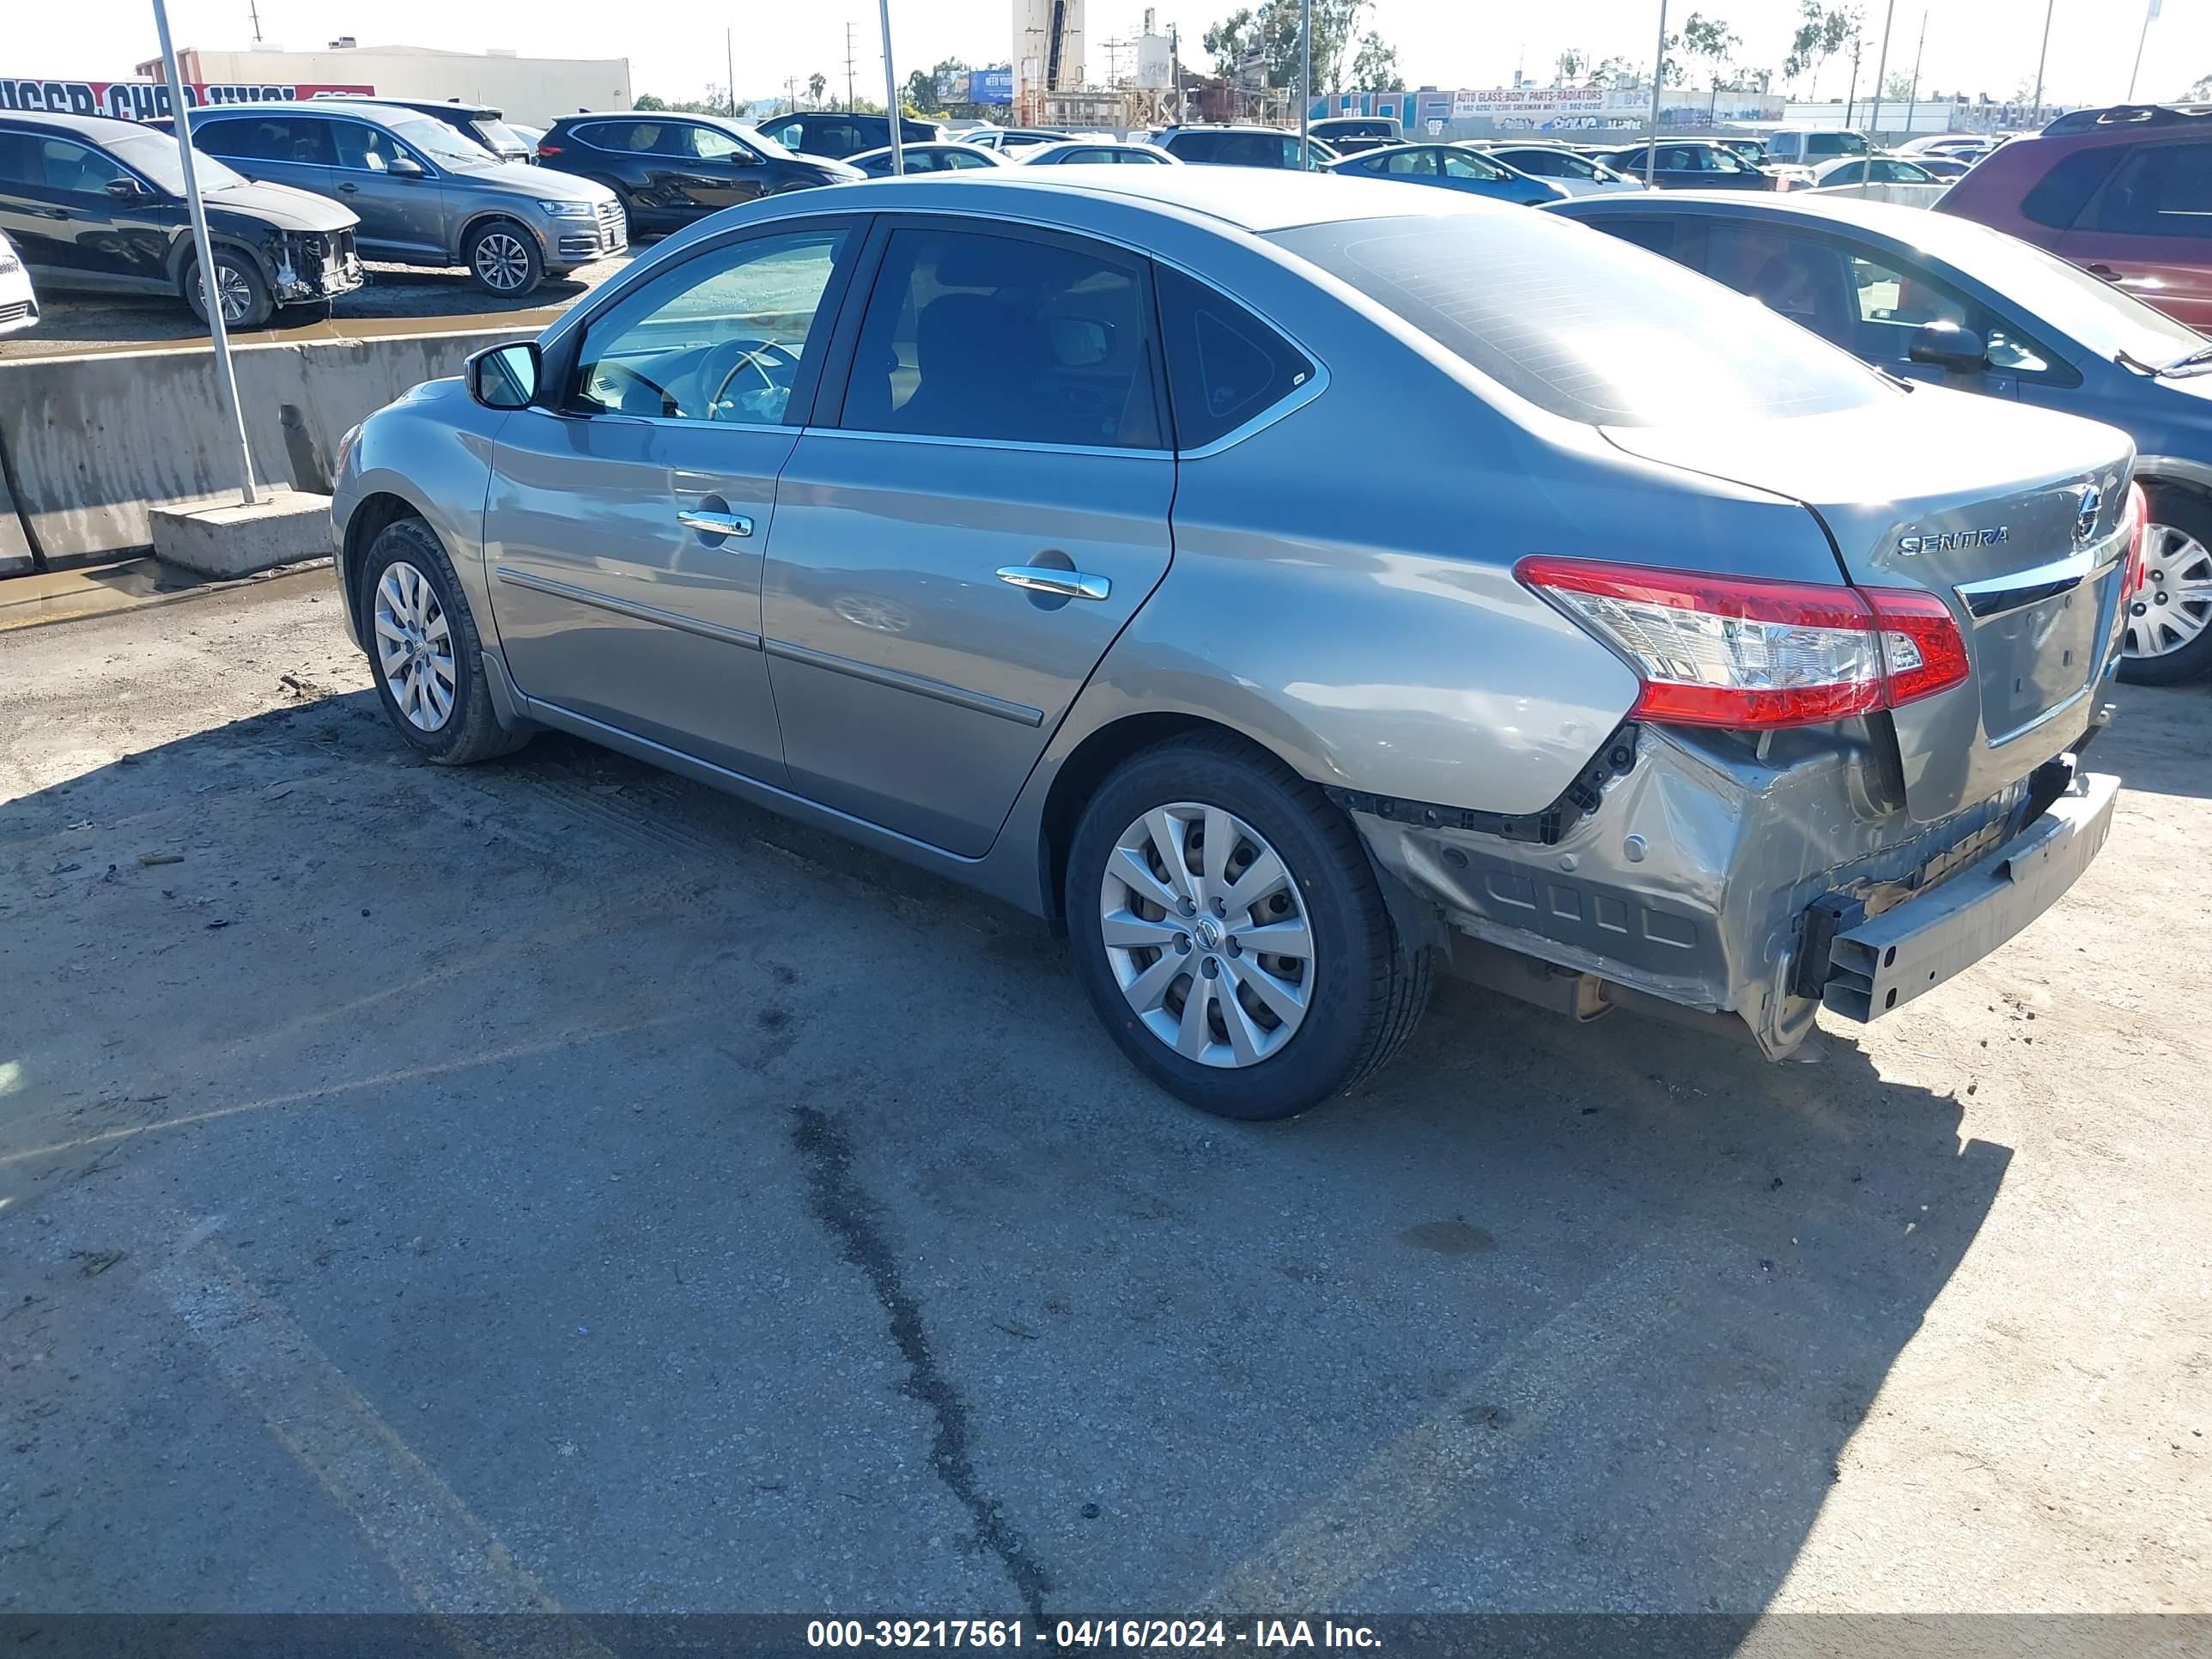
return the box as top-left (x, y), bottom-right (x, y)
top-left (839, 228), bottom-right (1163, 449)
top-left (1583, 214), bottom-right (1680, 258)
top-left (2087, 142), bottom-right (2212, 239)
top-left (2021, 148), bottom-right (2125, 229)
top-left (197, 118), bottom-right (330, 164)
top-left (1155, 264), bottom-right (1314, 448)
top-left (1272, 212), bottom-right (1884, 426)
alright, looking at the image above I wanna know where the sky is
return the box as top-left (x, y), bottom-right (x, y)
top-left (9, 0), bottom-right (2208, 111)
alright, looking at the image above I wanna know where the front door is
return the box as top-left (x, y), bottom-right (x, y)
top-left (327, 118), bottom-right (449, 263)
top-left (484, 221), bottom-right (863, 783)
top-left (0, 127), bottom-right (168, 289)
top-left (670, 122), bottom-right (769, 215)
top-left (761, 220), bottom-right (1176, 857)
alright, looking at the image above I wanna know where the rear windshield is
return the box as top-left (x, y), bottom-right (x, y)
top-left (1271, 211), bottom-right (1888, 426)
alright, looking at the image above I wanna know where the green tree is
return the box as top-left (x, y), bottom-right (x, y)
top-left (806, 71), bottom-right (828, 107)
top-left (1591, 55), bottom-right (1638, 90)
top-left (1203, 0), bottom-right (1370, 92)
top-left (1784, 1), bottom-right (1860, 99)
top-left (1681, 13), bottom-right (1741, 89)
top-left (1351, 32), bottom-right (1404, 90)
top-left (631, 92), bottom-right (668, 111)
top-left (1881, 70), bottom-right (1914, 101)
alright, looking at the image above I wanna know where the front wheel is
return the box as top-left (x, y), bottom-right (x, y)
top-left (360, 516), bottom-right (530, 764)
top-left (464, 219), bottom-right (544, 296)
top-left (1065, 733), bottom-right (1430, 1121)
top-left (182, 247), bottom-right (273, 330)
top-left (2119, 485), bottom-right (2212, 684)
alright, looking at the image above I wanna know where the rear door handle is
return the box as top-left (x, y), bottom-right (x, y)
top-left (678, 507), bottom-right (753, 538)
top-left (337, 182), bottom-right (359, 194)
top-left (997, 565), bottom-right (1110, 601)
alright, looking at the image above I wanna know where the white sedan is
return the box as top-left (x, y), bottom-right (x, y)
top-left (1477, 143), bottom-right (1645, 197)
top-left (1801, 155), bottom-right (1950, 207)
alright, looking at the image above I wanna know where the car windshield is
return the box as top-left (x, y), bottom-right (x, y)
top-left (106, 125), bottom-right (246, 193)
top-left (387, 113), bottom-right (499, 169)
top-left (468, 116), bottom-right (528, 154)
top-left (1899, 213), bottom-right (2207, 368)
top-left (1273, 210), bottom-right (1888, 426)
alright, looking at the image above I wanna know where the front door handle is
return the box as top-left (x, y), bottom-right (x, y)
top-left (2086, 262), bottom-right (2122, 281)
top-left (678, 507), bottom-right (753, 538)
top-left (337, 182), bottom-right (360, 194)
top-left (997, 565), bottom-right (1110, 601)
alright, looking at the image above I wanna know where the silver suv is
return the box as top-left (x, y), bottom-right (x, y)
top-left (182, 100), bottom-right (623, 295)
top-left (329, 170), bottom-right (2130, 1119)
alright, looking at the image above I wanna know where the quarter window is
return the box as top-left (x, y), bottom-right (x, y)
top-left (2021, 149), bottom-right (2123, 229)
top-left (1154, 264), bottom-right (1313, 449)
top-left (839, 228), bottom-right (1160, 447)
top-left (573, 228), bottom-right (850, 423)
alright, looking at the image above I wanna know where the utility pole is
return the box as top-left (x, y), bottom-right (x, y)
top-left (1868, 0), bottom-right (1896, 138)
top-left (152, 0), bottom-right (257, 508)
top-left (2032, 0), bottom-right (2054, 124)
top-left (1905, 11), bottom-right (1926, 134)
top-left (878, 0), bottom-right (902, 173)
top-left (2128, 0), bottom-right (2160, 103)
top-left (1843, 33), bottom-right (1862, 127)
top-left (247, 0), bottom-right (262, 46)
top-left (726, 27), bottom-right (736, 116)
top-left (1645, 0), bottom-right (1667, 185)
top-left (845, 21), bottom-right (857, 112)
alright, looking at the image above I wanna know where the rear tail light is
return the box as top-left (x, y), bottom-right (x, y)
top-left (537, 142), bottom-right (562, 157)
top-left (1516, 556), bottom-right (1971, 731)
top-left (2122, 480), bottom-right (2149, 596)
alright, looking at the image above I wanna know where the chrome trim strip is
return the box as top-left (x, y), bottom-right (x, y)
top-left (763, 637), bottom-right (1045, 726)
top-left (798, 426), bottom-right (1170, 460)
top-left (1954, 550), bottom-right (2094, 619)
top-left (492, 566), bottom-right (763, 651)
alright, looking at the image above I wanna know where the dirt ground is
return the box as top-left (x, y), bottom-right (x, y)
top-left (0, 568), bottom-right (2207, 1629)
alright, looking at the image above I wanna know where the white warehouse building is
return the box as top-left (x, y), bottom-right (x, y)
top-left (134, 41), bottom-right (632, 127)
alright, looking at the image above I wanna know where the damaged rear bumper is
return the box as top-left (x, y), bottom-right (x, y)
top-left (1348, 721), bottom-right (2118, 1058)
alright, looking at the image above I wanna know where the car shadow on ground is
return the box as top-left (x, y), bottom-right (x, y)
top-left (0, 688), bottom-right (2012, 1625)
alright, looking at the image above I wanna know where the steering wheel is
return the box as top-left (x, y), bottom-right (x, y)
top-left (590, 359), bottom-right (684, 418)
top-left (701, 337), bottom-right (802, 421)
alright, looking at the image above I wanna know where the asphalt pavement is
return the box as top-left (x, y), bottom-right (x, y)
top-left (1, 571), bottom-right (2206, 1631)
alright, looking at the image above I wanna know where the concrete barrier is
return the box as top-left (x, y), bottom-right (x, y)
top-left (0, 324), bottom-right (532, 563)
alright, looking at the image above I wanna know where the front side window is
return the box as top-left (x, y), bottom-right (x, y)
top-left (573, 228), bottom-right (849, 423)
top-left (1655, 146), bottom-right (1698, 171)
top-left (839, 227), bottom-right (1162, 448)
top-left (1378, 148), bottom-right (1438, 177)
top-left (1847, 251), bottom-right (2054, 374)
top-left (331, 120), bottom-right (425, 175)
top-left (2088, 142), bottom-right (2212, 239)
top-left (1706, 147), bottom-right (1748, 174)
top-left (1155, 264), bottom-right (1313, 449)
top-left (1443, 152), bottom-right (1506, 180)
top-left (687, 125), bottom-right (752, 162)
top-left (9, 136), bottom-right (130, 194)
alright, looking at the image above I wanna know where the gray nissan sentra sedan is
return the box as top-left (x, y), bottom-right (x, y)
top-left (329, 167), bottom-right (2137, 1120)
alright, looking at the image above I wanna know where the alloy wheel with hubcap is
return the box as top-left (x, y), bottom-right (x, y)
top-left (471, 230), bottom-right (535, 293)
top-left (1098, 801), bottom-right (1315, 1068)
top-left (373, 561), bottom-right (457, 732)
top-left (2127, 520), bottom-right (2212, 661)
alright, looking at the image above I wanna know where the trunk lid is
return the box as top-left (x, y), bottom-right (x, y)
top-left (1603, 388), bottom-right (2135, 821)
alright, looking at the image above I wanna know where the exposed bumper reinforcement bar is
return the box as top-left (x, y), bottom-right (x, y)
top-left (1817, 767), bottom-right (2120, 1023)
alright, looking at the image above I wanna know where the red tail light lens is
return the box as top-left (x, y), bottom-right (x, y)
top-left (537, 142), bottom-right (562, 157)
top-left (1516, 556), bottom-right (1971, 731)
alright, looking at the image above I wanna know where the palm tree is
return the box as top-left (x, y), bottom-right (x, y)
top-left (807, 71), bottom-right (828, 108)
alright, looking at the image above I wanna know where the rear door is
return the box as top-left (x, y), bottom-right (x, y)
top-left (484, 220), bottom-right (865, 782)
top-left (2056, 139), bottom-right (2212, 327)
top-left (759, 218), bottom-right (1175, 856)
top-left (192, 114), bottom-right (336, 204)
top-left (0, 128), bottom-right (169, 290)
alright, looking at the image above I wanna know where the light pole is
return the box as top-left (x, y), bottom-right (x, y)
top-left (878, 0), bottom-right (903, 174)
top-left (2032, 0), bottom-right (2055, 124)
top-left (151, 0), bottom-right (256, 508)
top-left (1905, 11), bottom-right (1926, 134)
top-left (1298, 0), bottom-right (1311, 168)
top-left (2128, 0), bottom-right (2160, 103)
top-left (1645, 0), bottom-right (1668, 186)
top-left (1868, 0), bottom-right (1897, 139)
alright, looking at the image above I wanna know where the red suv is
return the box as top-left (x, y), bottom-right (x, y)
top-left (1938, 105), bottom-right (2212, 329)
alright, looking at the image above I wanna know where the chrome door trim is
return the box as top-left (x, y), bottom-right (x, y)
top-left (763, 636), bottom-right (1046, 726)
top-left (797, 425), bottom-right (1171, 461)
top-left (677, 507), bottom-right (755, 538)
top-left (1954, 542), bottom-right (2125, 620)
top-left (997, 564), bottom-right (1111, 600)
top-left (494, 565), bottom-right (763, 651)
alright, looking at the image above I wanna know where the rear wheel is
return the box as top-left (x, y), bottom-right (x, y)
top-left (2119, 486), bottom-right (2212, 684)
top-left (1065, 733), bottom-right (1430, 1121)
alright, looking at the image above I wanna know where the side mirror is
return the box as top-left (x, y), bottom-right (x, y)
top-left (386, 155), bottom-right (427, 179)
top-left (1908, 319), bottom-right (1990, 374)
top-left (106, 176), bottom-right (149, 201)
top-left (467, 340), bottom-right (541, 410)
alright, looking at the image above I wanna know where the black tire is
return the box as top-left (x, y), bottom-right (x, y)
top-left (358, 516), bottom-right (530, 765)
top-left (463, 218), bottom-right (544, 297)
top-left (2118, 484), bottom-right (2212, 684)
top-left (181, 246), bottom-right (274, 330)
top-left (1065, 732), bottom-right (1431, 1121)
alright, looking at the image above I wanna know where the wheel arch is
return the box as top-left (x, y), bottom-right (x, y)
top-left (2135, 456), bottom-right (2212, 513)
top-left (453, 209), bottom-right (544, 268)
top-left (165, 228), bottom-right (276, 291)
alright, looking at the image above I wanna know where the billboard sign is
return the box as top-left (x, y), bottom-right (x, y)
top-left (0, 77), bottom-right (376, 121)
top-left (970, 66), bottom-right (1013, 106)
